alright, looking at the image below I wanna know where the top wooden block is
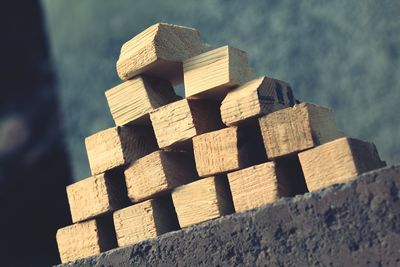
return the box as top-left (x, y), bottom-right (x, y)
top-left (105, 76), bottom-right (179, 126)
top-left (85, 126), bottom-right (158, 175)
top-left (116, 23), bottom-right (209, 84)
top-left (299, 137), bottom-right (386, 192)
top-left (259, 103), bottom-right (343, 159)
top-left (183, 46), bottom-right (256, 99)
top-left (221, 76), bottom-right (295, 126)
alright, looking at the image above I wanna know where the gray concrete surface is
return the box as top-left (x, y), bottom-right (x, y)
top-left (58, 164), bottom-right (400, 266)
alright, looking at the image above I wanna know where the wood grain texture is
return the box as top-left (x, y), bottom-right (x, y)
top-left (183, 46), bottom-right (256, 99)
top-left (149, 98), bottom-right (223, 149)
top-left (113, 197), bottom-right (179, 247)
top-left (116, 23), bottom-right (209, 83)
top-left (56, 217), bottom-right (116, 263)
top-left (258, 102), bottom-right (343, 159)
top-left (228, 157), bottom-right (307, 213)
top-left (105, 76), bottom-right (179, 126)
top-left (221, 76), bottom-right (295, 126)
top-left (67, 171), bottom-right (129, 223)
top-left (125, 150), bottom-right (198, 203)
top-left (85, 126), bottom-right (158, 175)
top-left (299, 137), bottom-right (386, 192)
top-left (228, 162), bottom-right (280, 212)
top-left (192, 124), bottom-right (267, 177)
top-left (172, 176), bottom-right (234, 228)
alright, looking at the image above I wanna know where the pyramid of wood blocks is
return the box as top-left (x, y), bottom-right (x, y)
top-left (221, 76), bottom-right (295, 126)
top-left (67, 171), bottom-right (128, 223)
top-left (184, 46), bottom-right (256, 99)
top-left (259, 102), bottom-right (343, 159)
top-left (116, 23), bottom-right (209, 83)
top-left (105, 76), bottom-right (179, 126)
top-left (113, 198), bottom-right (179, 247)
top-left (56, 218), bottom-right (116, 264)
top-left (124, 150), bottom-right (198, 203)
top-left (228, 157), bottom-right (306, 213)
top-left (193, 125), bottom-right (267, 177)
top-left (299, 137), bottom-right (386, 192)
top-left (55, 22), bottom-right (389, 264)
top-left (150, 98), bottom-right (223, 148)
top-left (172, 176), bottom-right (234, 228)
top-left (85, 126), bottom-right (158, 175)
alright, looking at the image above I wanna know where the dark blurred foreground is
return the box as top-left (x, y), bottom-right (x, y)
top-left (0, 1), bottom-right (71, 266)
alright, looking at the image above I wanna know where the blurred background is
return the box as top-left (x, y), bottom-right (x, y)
top-left (0, 0), bottom-right (398, 266)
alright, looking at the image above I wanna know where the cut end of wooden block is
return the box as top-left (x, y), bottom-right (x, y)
top-left (56, 217), bottom-right (116, 264)
top-left (193, 127), bottom-right (241, 176)
top-left (258, 102), bottom-right (343, 159)
top-left (150, 99), bottom-right (196, 148)
top-left (67, 171), bottom-right (129, 223)
top-left (193, 124), bottom-right (267, 177)
top-left (298, 137), bottom-right (386, 192)
top-left (105, 76), bottom-right (178, 126)
top-left (172, 176), bottom-right (234, 228)
top-left (85, 128), bottom-right (125, 175)
top-left (124, 150), bottom-right (198, 203)
top-left (228, 156), bottom-right (307, 213)
top-left (228, 162), bottom-right (279, 212)
top-left (183, 46), bottom-right (256, 99)
top-left (85, 126), bottom-right (158, 175)
top-left (116, 23), bottom-right (209, 83)
top-left (221, 76), bottom-right (295, 126)
top-left (150, 98), bottom-right (223, 149)
top-left (113, 197), bottom-right (179, 247)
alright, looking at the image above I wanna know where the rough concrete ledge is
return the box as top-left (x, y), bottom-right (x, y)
top-left (58, 164), bottom-right (400, 267)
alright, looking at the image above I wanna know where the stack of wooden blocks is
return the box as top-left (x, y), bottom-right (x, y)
top-left (56, 23), bottom-right (386, 264)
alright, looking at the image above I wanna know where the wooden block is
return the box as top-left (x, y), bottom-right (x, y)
top-left (221, 76), bottom-right (295, 126)
top-left (125, 150), bottom-right (198, 203)
top-left (259, 102), bottom-right (343, 159)
top-left (299, 137), bottom-right (386, 192)
top-left (105, 76), bottom-right (179, 126)
top-left (193, 125), bottom-right (267, 177)
top-left (85, 126), bottom-right (158, 175)
top-left (150, 98), bottom-right (224, 149)
top-left (113, 197), bottom-right (179, 247)
top-left (116, 23), bottom-right (208, 84)
top-left (56, 217), bottom-right (116, 263)
top-left (172, 176), bottom-right (234, 228)
top-left (67, 171), bottom-right (129, 223)
top-left (228, 156), bottom-right (307, 213)
top-left (183, 46), bottom-right (256, 99)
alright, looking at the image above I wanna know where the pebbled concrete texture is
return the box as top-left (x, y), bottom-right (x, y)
top-left (59, 164), bottom-right (400, 267)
